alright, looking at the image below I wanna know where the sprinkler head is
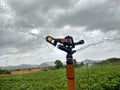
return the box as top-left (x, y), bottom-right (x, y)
top-left (46, 35), bottom-right (84, 55)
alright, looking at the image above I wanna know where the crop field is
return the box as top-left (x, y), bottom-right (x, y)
top-left (0, 65), bottom-right (120, 90)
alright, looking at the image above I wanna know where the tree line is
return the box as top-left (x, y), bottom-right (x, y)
top-left (54, 59), bottom-right (84, 69)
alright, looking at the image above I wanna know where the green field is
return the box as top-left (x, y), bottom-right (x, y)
top-left (0, 65), bottom-right (120, 90)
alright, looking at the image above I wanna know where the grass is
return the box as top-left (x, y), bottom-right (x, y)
top-left (0, 69), bottom-right (67, 90)
top-left (0, 65), bottom-right (120, 90)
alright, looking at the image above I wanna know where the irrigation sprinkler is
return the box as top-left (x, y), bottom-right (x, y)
top-left (46, 35), bottom-right (84, 90)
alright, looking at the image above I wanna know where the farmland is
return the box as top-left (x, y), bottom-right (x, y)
top-left (0, 65), bottom-right (120, 90)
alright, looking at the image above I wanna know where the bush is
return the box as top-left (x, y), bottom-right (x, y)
top-left (0, 69), bottom-right (11, 74)
top-left (5, 70), bottom-right (11, 74)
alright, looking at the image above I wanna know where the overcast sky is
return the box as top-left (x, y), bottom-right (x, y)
top-left (0, 0), bottom-right (120, 66)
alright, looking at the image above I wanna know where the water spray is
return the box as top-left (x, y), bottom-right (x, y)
top-left (76, 37), bottom-right (120, 52)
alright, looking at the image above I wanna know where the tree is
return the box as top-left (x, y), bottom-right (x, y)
top-left (73, 59), bottom-right (78, 67)
top-left (73, 59), bottom-right (84, 67)
top-left (80, 62), bottom-right (84, 66)
top-left (73, 59), bottom-right (77, 66)
top-left (54, 60), bottom-right (63, 69)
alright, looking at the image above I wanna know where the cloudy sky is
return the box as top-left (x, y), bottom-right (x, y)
top-left (0, 0), bottom-right (120, 66)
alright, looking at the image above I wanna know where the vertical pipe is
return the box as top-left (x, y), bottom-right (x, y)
top-left (66, 58), bottom-right (74, 90)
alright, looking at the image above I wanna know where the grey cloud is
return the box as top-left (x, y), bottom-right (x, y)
top-left (0, 0), bottom-right (120, 65)
top-left (55, 0), bottom-right (120, 31)
top-left (0, 29), bottom-right (46, 59)
top-left (0, 30), bottom-right (34, 49)
top-left (0, 30), bottom-right (25, 48)
top-left (5, 0), bottom-right (120, 31)
top-left (5, 0), bottom-right (77, 28)
top-left (6, 0), bottom-right (73, 14)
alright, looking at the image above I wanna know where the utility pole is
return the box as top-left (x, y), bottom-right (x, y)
top-left (46, 35), bottom-right (84, 90)
top-left (6, 60), bottom-right (8, 70)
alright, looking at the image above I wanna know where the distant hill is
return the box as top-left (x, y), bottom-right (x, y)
top-left (0, 64), bottom-right (39, 70)
top-left (95, 57), bottom-right (120, 65)
top-left (39, 62), bottom-right (55, 68)
top-left (81, 59), bottom-right (100, 64)
top-left (0, 62), bottom-right (55, 70)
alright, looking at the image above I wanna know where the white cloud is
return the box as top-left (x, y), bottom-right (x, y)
top-left (30, 28), bottom-right (40, 35)
top-left (73, 0), bottom-right (109, 11)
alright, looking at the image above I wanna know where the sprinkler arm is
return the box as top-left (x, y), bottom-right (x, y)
top-left (74, 40), bottom-right (84, 45)
top-left (46, 36), bottom-right (84, 47)
top-left (46, 36), bottom-right (65, 46)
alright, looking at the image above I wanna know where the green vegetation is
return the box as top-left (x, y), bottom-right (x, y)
top-left (0, 69), bottom-right (67, 90)
top-left (73, 59), bottom-right (84, 67)
top-left (96, 58), bottom-right (120, 66)
top-left (54, 60), bottom-right (64, 69)
top-left (0, 69), bottom-right (11, 74)
top-left (0, 65), bottom-right (120, 90)
top-left (75, 65), bottom-right (120, 90)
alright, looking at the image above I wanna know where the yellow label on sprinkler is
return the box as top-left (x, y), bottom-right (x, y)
top-left (47, 36), bottom-right (53, 42)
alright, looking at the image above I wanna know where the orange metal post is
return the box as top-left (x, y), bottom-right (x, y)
top-left (66, 59), bottom-right (74, 90)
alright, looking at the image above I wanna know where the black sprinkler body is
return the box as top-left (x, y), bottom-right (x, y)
top-left (46, 35), bottom-right (84, 63)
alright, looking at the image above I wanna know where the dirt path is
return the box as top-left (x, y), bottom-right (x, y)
top-left (0, 68), bottom-right (42, 76)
